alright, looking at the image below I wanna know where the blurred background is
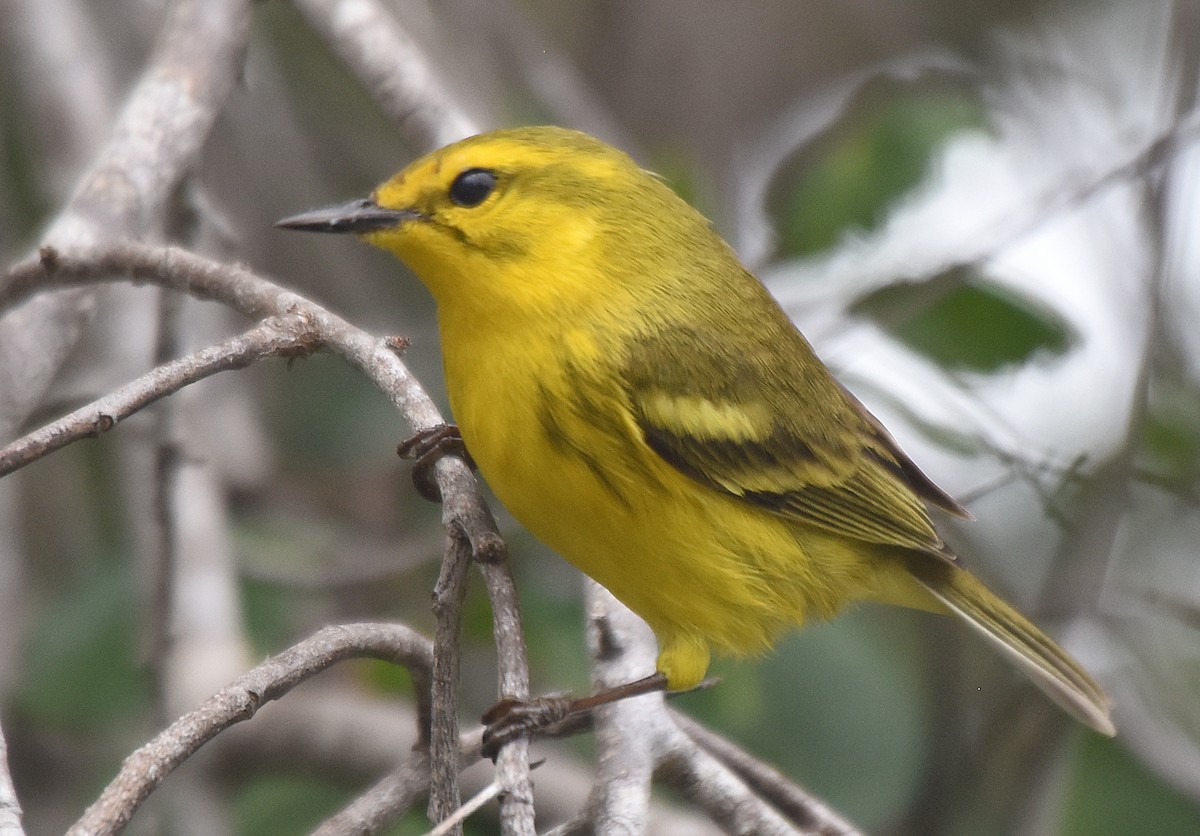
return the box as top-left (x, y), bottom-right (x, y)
top-left (2, 0), bottom-right (1200, 833)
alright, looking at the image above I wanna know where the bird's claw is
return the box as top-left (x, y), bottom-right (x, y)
top-left (397, 424), bottom-right (473, 502)
top-left (480, 694), bottom-right (573, 761)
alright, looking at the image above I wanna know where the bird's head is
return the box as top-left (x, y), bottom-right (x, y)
top-left (278, 126), bottom-right (701, 321)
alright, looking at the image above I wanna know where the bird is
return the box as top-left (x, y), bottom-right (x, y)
top-left (277, 125), bottom-right (1115, 747)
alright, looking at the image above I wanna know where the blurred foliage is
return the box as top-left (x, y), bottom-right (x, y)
top-left (234, 775), bottom-right (357, 836)
top-left (505, 533), bottom-right (593, 693)
top-left (265, 353), bottom-right (408, 471)
top-left (15, 559), bottom-right (150, 730)
top-left (770, 87), bottom-right (983, 258)
top-left (1063, 734), bottom-right (1200, 836)
top-left (1140, 377), bottom-right (1200, 490)
top-left (255, 1), bottom-right (413, 193)
top-left (231, 773), bottom-right (456, 836)
top-left (852, 268), bottom-right (1075, 372)
top-left (646, 146), bottom-right (712, 220)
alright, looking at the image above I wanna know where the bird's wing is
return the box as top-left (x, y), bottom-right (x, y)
top-left (622, 322), bottom-right (965, 561)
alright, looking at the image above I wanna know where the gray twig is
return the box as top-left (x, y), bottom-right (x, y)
top-left (428, 531), bottom-right (471, 830)
top-left (0, 0), bottom-right (249, 442)
top-left (0, 315), bottom-right (320, 477)
top-left (579, 585), bottom-right (804, 835)
top-left (2, 242), bottom-right (514, 832)
top-left (67, 623), bottom-right (434, 836)
top-left (476, 557), bottom-right (536, 833)
top-left (670, 710), bottom-right (861, 835)
top-left (312, 728), bottom-right (485, 835)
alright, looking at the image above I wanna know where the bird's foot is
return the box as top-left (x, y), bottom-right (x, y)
top-left (397, 424), bottom-right (473, 502)
top-left (481, 693), bottom-right (576, 760)
top-left (480, 673), bottom-right (670, 760)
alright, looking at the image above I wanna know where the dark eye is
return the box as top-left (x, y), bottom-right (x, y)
top-left (449, 168), bottom-right (497, 207)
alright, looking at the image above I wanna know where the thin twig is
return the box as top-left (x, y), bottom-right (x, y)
top-left (447, 458), bottom-right (534, 831)
top-left (670, 710), bottom-right (862, 836)
top-left (0, 315), bottom-right (319, 476)
top-left (0, 243), bottom-right (471, 485)
top-left (579, 584), bottom-right (804, 835)
top-left (0, 0), bottom-right (249, 442)
top-left (476, 558), bottom-right (536, 832)
top-left (314, 749), bottom-right (431, 836)
top-left (2, 241), bottom-right (522, 831)
top-left (427, 531), bottom-right (472, 831)
top-left (427, 779), bottom-right (502, 836)
top-left (68, 623), bottom-right (433, 836)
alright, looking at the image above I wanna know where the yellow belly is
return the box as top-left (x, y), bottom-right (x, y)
top-left (441, 323), bottom-right (920, 689)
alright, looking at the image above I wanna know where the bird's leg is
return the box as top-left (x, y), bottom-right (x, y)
top-left (481, 673), bottom-right (668, 760)
top-left (397, 424), bottom-right (474, 502)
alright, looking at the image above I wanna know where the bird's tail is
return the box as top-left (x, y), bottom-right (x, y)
top-left (904, 557), bottom-right (1115, 736)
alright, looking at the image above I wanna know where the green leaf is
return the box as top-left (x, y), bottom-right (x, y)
top-left (852, 270), bottom-right (1074, 371)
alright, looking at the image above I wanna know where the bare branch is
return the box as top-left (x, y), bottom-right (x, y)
top-left (0, 0), bottom-right (249, 440)
top-left (476, 557), bottom-right (536, 833)
top-left (2, 240), bottom-right (530, 833)
top-left (312, 727), bottom-right (485, 836)
top-left (581, 581), bottom-right (660, 832)
top-left (1, 240), bottom-right (457, 450)
top-left (669, 711), bottom-right (861, 836)
top-left (44, 0), bottom-right (248, 241)
top-left (68, 623), bottom-right (433, 836)
top-left (315, 748), bottom-right (431, 836)
top-left (439, 452), bottom-right (534, 831)
top-left (577, 584), bottom-right (808, 835)
top-left (654, 733), bottom-right (801, 836)
top-left (428, 531), bottom-right (471, 829)
top-left (0, 315), bottom-right (318, 477)
top-left (291, 0), bottom-right (479, 149)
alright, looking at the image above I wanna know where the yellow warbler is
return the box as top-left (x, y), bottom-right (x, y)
top-left (278, 126), bottom-right (1114, 737)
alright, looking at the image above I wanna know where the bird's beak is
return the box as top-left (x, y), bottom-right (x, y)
top-left (275, 198), bottom-right (421, 234)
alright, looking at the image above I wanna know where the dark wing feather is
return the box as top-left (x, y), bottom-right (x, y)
top-left (624, 320), bottom-right (960, 562)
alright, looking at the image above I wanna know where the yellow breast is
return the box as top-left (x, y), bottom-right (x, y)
top-left (437, 309), bottom-right (880, 689)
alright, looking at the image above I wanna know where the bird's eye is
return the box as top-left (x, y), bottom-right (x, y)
top-left (449, 168), bottom-right (497, 207)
